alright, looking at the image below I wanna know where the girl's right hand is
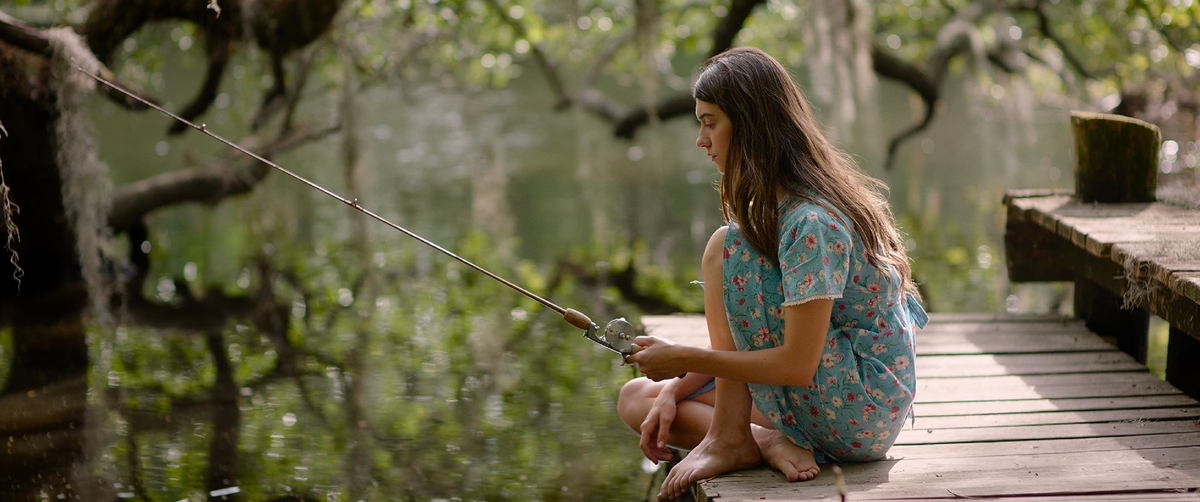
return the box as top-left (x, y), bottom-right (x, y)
top-left (640, 389), bottom-right (677, 464)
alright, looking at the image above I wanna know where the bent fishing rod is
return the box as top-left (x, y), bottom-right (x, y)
top-left (71, 59), bottom-right (637, 360)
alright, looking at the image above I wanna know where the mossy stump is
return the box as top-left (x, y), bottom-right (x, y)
top-left (1070, 111), bottom-right (1161, 203)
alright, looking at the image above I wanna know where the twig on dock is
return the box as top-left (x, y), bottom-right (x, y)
top-left (832, 464), bottom-right (847, 501)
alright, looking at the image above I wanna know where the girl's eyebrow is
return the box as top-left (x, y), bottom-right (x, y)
top-left (697, 112), bottom-right (713, 121)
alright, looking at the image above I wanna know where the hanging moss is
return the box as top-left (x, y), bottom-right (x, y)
top-left (0, 120), bottom-right (21, 291)
top-left (47, 27), bottom-right (116, 326)
top-left (1157, 182), bottom-right (1200, 211)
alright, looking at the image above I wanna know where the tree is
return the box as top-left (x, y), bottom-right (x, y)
top-left (1, 0), bottom-right (1197, 499)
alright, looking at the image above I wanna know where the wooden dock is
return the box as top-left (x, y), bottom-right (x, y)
top-left (642, 313), bottom-right (1200, 501)
top-left (632, 113), bottom-right (1200, 500)
top-left (1006, 190), bottom-right (1200, 396)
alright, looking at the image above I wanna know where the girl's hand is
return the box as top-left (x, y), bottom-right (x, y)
top-left (627, 336), bottom-right (689, 381)
top-left (639, 389), bottom-right (677, 464)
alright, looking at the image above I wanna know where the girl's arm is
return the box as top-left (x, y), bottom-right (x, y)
top-left (631, 300), bottom-right (830, 388)
top-left (629, 226), bottom-right (829, 388)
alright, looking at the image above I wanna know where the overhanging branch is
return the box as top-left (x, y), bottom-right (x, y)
top-left (0, 10), bottom-right (157, 111)
top-left (107, 122), bottom-right (341, 233)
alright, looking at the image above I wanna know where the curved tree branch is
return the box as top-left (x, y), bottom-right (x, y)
top-left (874, 0), bottom-right (1004, 169)
top-left (485, 0), bottom-right (766, 139)
top-left (481, 0), bottom-right (567, 100)
top-left (708, 0), bottom-right (767, 58)
top-left (1009, 0), bottom-right (1094, 80)
top-left (0, 10), bottom-right (156, 110)
top-left (107, 121), bottom-right (341, 233)
top-left (871, 44), bottom-right (940, 170)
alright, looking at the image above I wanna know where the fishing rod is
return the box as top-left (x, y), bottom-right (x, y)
top-left (70, 59), bottom-right (637, 360)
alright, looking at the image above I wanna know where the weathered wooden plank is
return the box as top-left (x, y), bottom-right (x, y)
top-left (915, 313), bottom-right (1074, 323)
top-left (895, 420), bottom-right (1200, 445)
top-left (1040, 201), bottom-right (1197, 219)
top-left (1064, 222), bottom-right (1200, 252)
top-left (913, 394), bottom-right (1200, 416)
top-left (917, 321), bottom-right (1089, 334)
top-left (905, 406), bottom-right (1200, 430)
top-left (916, 381), bottom-right (1180, 403)
top-left (641, 314), bottom-right (711, 348)
top-left (1086, 229), bottom-right (1200, 257)
top-left (1059, 215), bottom-right (1200, 228)
top-left (887, 432), bottom-right (1200, 460)
top-left (957, 494), bottom-right (1200, 502)
top-left (919, 371), bottom-right (1169, 388)
top-left (1111, 241), bottom-right (1200, 286)
top-left (917, 335), bottom-right (1115, 355)
top-left (915, 352), bottom-right (1144, 378)
top-left (1002, 189), bottom-right (1074, 205)
top-left (641, 316), bottom-right (1092, 343)
top-left (645, 309), bottom-right (1200, 500)
top-left (698, 446), bottom-right (1200, 501)
top-left (1170, 272), bottom-right (1200, 303)
top-left (1008, 195), bottom-right (1073, 229)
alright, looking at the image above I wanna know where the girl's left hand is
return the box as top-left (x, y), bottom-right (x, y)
top-left (627, 336), bottom-right (689, 381)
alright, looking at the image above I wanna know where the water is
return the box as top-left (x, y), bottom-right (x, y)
top-left (5, 43), bottom-right (1192, 500)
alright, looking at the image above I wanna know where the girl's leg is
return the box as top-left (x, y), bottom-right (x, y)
top-left (617, 377), bottom-right (819, 491)
top-left (657, 227), bottom-right (763, 501)
top-left (617, 377), bottom-right (780, 451)
top-left (616, 377), bottom-right (715, 451)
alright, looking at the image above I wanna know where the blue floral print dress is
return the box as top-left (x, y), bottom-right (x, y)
top-left (721, 196), bottom-right (928, 463)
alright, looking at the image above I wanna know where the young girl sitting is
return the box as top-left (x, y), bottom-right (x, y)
top-left (618, 47), bottom-right (928, 501)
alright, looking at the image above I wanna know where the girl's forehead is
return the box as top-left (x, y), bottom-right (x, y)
top-left (695, 100), bottom-right (723, 117)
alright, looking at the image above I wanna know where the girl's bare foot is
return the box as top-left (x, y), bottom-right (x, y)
top-left (758, 429), bottom-right (820, 481)
top-left (659, 433), bottom-right (761, 501)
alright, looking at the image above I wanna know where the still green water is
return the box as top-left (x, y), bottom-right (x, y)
top-left (23, 48), bottom-right (1104, 500)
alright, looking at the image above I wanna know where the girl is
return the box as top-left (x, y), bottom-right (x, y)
top-left (618, 47), bottom-right (927, 501)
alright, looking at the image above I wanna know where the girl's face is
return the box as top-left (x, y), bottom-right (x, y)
top-left (695, 99), bottom-right (732, 174)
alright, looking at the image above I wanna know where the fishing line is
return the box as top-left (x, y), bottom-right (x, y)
top-left (71, 59), bottom-right (637, 359)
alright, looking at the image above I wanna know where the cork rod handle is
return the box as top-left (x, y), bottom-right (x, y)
top-left (563, 309), bottom-right (594, 330)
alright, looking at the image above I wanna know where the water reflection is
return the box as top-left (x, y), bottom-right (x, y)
top-left (4, 47), bottom-right (1197, 500)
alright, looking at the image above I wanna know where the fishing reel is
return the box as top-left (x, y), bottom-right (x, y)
top-left (564, 309), bottom-right (637, 363)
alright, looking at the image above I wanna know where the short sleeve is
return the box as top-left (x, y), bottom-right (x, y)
top-left (778, 205), bottom-right (853, 306)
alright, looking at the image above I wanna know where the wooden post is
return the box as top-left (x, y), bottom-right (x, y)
top-left (1069, 111), bottom-right (1160, 359)
top-left (1073, 274), bottom-right (1150, 363)
top-left (1070, 111), bottom-right (1161, 203)
top-left (1167, 326), bottom-right (1200, 400)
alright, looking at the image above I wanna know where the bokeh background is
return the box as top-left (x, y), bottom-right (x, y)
top-left (1, 0), bottom-right (1198, 500)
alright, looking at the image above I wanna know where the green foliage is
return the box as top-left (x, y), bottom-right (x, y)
top-left (100, 231), bottom-right (651, 500)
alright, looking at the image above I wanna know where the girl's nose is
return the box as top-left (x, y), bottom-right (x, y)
top-left (696, 132), bottom-right (708, 149)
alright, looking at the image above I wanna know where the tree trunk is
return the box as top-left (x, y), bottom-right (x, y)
top-left (0, 42), bottom-right (90, 502)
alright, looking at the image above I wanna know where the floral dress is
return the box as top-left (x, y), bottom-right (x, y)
top-left (721, 196), bottom-right (928, 463)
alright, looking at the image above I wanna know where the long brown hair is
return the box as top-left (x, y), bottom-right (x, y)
top-left (693, 47), bottom-right (918, 298)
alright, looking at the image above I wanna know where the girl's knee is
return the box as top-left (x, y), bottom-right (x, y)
top-left (616, 378), bottom-right (653, 429)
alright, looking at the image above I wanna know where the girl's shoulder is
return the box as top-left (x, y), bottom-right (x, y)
top-left (778, 195), bottom-right (851, 231)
